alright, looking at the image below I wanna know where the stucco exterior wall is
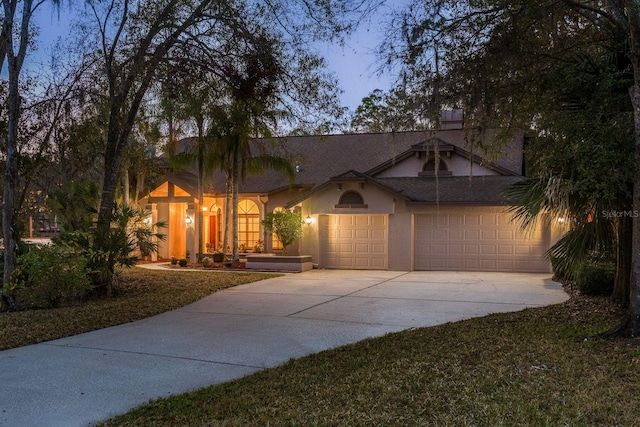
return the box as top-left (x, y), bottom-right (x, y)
top-left (387, 203), bottom-right (414, 270)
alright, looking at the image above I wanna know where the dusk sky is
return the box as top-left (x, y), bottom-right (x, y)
top-left (26, 3), bottom-right (394, 112)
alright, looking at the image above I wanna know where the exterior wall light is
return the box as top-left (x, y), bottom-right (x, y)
top-left (305, 215), bottom-right (313, 225)
top-left (185, 217), bottom-right (193, 225)
top-left (557, 217), bottom-right (565, 224)
top-left (142, 217), bottom-right (151, 225)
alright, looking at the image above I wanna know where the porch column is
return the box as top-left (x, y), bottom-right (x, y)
top-left (146, 203), bottom-right (158, 261)
top-left (186, 203), bottom-right (196, 262)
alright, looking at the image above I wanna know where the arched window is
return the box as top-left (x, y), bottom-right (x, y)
top-left (420, 157), bottom-right (452, 176)
top-left (238, 200), bottom-right (260, 249)
top-left (339, 191), bottom-right (364, 205)
top-left (335, 191), bottom-right (368, 208)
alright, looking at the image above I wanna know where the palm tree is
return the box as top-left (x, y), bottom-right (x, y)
top-left (207, 100), bottom-right (294, 264)
top-left (505, 175), bottom-right (630, 303)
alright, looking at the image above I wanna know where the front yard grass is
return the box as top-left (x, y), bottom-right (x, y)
top-left (0, 268), bottom-right (276, 350)
top-left (101, 292), bottom-right (640, 426)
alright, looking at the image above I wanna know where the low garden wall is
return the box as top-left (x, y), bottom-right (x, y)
top-left (245, 254), bottom-right (313, 272)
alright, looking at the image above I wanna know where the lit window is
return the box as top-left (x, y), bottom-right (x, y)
top-left (150, 182), bottom-right (169, 197)
top-left (238, 200), bottom-right (260, 249)
top-left (174, 185), bottom-right (190, 196)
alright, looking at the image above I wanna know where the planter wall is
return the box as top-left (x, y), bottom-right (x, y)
top-left (245, 254), bottom-right (313, 272)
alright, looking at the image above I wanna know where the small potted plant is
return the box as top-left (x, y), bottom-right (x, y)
top-left (179, 258), bottom-right (188, 267)
top-left (170, 256), bottom-right (178, 266)
top-left (202, 256), bottom-right (213, 268)
top-left (212, 251), bottom-right (224, 263)
top-left (254, 239), bottom-right (264, 253)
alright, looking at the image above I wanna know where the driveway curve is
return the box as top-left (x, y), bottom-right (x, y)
top-left (0, 269), bottom-right (568, 426)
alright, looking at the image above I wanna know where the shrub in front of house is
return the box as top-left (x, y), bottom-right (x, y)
top-left (8, 245), bottom-right (91, 309)
top-left (575, 262), bottom-right (615, 296)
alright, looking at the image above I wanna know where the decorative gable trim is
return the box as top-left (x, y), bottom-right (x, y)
top-left (365, 138), bottom-right (519, 177)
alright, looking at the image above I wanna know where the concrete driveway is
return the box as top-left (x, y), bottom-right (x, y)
top-left (0, 270), bottom-right (568, 427)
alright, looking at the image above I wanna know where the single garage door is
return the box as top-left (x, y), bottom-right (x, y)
top-left (414, 207), bottom-right (550, 272)
top-left (319, 214), bottom-right (388, 269)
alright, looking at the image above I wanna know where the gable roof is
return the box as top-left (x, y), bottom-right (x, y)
top-left (194, 130), bottom-right (524, 196)
top-left (285, 172), bottom-right (525, 207)
top-left (375, 175), bottom-right (526, 205)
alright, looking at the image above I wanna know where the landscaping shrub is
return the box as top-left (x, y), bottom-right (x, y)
top-left (9, 245), bottom-right (91, 309)
top-left (575, 262), bottom-right (615, 296)
top-left (550, 255), bottom-right (574, 282)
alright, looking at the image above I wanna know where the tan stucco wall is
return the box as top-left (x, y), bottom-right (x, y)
top-left (387, 203), bottom-right (414, 270)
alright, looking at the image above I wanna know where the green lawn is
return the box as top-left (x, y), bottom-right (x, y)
top-left (3, 268), bottom-right (638, 425)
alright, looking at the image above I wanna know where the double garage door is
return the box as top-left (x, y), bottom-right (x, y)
top-left (414, 207), bottom-right (550, 272)
top-left (318, 209), bottom-right (550, 272)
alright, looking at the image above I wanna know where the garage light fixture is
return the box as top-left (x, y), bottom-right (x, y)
top-left (305, 215), bottom-right (313, 225)
top-left (185, 217), bottom-right (193, 225)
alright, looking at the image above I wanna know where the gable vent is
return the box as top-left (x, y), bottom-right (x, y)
top-left (335, 191), bottom-right (368, 208)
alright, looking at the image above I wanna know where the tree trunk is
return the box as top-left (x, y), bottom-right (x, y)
top-left (223, 170), bottom-right (232, 264)
top-left (197, 120), bottom-right (204, 261)
top-left (605, 61), bottom-right (640, 336)
top-left (1, 62), bottom-right (20, 310)
top-left (122, 167), bottom-right (130, 205)
top-left (231, 152), bottom-right (239, 263)
top-left (612, 215), bottom-right (632, 305)
top-left (1, 0), bottom-right (32, 309)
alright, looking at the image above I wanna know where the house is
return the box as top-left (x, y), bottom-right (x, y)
top-left (139, 123), bottom-right (560, 273)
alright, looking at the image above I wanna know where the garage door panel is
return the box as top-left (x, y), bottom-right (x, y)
top-left (498, 230), bottom-right (514, 239)
top-left (338, 229), bottom-right (354, 239)
top-left (431, 244), bottom-right (447, 254)
top-left (449, 215), bottom-right (464, 225)
top-left (339, 243), bottom-right (353, 252)
top-left (449, 229), bottom-right (464, 240)
top-left (414, 209), bottom-right (550, 273)
top-left (449, 244), bottom-right (463, 254)
top-left (355, 243), bottom-right (369, 253)
top-left (355, 229), bottom-right (370, 239)
top-left (481, 230), bottom-right (496, 239)
top-left (464, 230), bottom-right (480, 239)
top-left (371, 229), bottom-right (386, 239)
top-left (371, 258), bottom-right (386, 269)
top-left (320, 215), bottom-right (388, 270)
top-left (464, 245), bottom-right (479, 254)
top-left (497, 245), bottom-right (513, 255)
top-left (371, 243), bottom-right (385, 254)
top-left (480, 260), bottom-right (497, 270)
top-left (481, 245), bottom-right (496, 255)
